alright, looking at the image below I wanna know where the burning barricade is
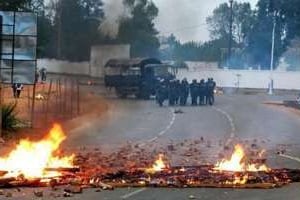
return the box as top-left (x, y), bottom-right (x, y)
top-left (0, 124), bottom-right (299, 192)
top-left (0, 124), bottom-right (78, 187)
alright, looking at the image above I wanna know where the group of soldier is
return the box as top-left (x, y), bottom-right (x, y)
top-left (156, 78), bottom-right (216, 107)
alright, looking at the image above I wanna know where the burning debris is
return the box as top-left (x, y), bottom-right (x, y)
top-left (0, 124), bottom-right (76, 186)
top-left (214, 145), bottom-right (269, 172)
top-left (0, 125), bottom-right (299, 193)
top-left (35, 93), bottom-right (45, 100)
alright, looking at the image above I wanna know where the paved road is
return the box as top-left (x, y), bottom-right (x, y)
top-left (63, 93), bottom-right (300, 199)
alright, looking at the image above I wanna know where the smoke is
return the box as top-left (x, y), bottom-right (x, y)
top-left (100, 0), bottom-right (130, 38)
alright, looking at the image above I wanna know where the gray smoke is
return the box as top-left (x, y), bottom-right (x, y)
top-left (100, 0), bottom-right (130, 38)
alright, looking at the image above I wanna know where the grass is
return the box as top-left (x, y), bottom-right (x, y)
top-left (1, 103), bottom-right (20, 135)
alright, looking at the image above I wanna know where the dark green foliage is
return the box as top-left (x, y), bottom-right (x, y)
top-left (51, 0), bottom-right (104, 61)
top-left (1, 103), bottom-right (20, 132)
top-left (206, 2), bottom-right (254, 46)
top-left (118, 0), bottom-right (160, 57)
top-left (0, 0), bottom-right (30, 11)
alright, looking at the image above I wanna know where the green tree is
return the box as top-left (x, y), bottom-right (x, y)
top-left (206, 2), bottom-right (254, 46)
top-left (0, 0), bottom-right (29, 11)
top-left (118, 0), bottom-right (160, 57)
top-left (51, 0), bottom-right (104, 61)
top-left (0, 0), bottom-right (44, 12)
top-left (245, 0), bottom-right (287, 69)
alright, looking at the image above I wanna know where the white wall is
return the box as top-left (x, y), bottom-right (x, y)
top-left (177, 69), bottom-right (300, 90)
top-left (38, 58), bottom-right (300, 90)
top-left (38, 59), bottom-right (89, 75)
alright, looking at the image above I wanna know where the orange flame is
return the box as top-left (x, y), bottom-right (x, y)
top-left (146, 154), bottom-right (167, 173)
top-left (0, 124), bottom-right (74, 179)
top-left (214, 144), bottom-right (269, 172)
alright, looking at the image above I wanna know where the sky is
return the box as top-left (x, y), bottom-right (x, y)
top-left (152, 0), bottom-right (258, 42)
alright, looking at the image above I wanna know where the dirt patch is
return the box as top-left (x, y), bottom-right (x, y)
top-left (1, 82), bottom-right (110, 141)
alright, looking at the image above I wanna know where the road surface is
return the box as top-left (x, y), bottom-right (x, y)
top-left (9, 92), bottom-right (300, 199)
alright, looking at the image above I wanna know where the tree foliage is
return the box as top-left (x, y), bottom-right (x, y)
top-left (48, 0), bottom-right (104, 61)
top-left (118, 0), bottom-right (160, 57)
top-left (206, 2), bottom-right (254, 46)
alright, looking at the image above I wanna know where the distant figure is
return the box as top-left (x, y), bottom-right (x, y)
top-left (40, 68), bottom-right (47, 82)
top-left (35, 70), bottom-right (40, 83)
top-left (16, 83), bottom-right (24, 98)
top-left (12, 83), bottom-right (17, 98)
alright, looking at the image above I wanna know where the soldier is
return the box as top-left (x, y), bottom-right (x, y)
top-left (179, 78), bottom-right (189, 106)
top-left (190, 79), bottom-right (198, 106)
top-left (174, 80), bottom-right (181, 105)
top-left (168, 80), bottom-right (177, 106)
top-left (156, 79), bottom-right (168, 107)
top-left (198, 79), bottom-right (206, 105)
top-left (207, 78), bottom-right (216, 106)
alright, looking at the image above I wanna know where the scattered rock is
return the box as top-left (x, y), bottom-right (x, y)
top-left (95, 189), bottom-right (101, 192)
top-left (63, 191), bottom-right (73, 197)
top-left (5, 192), bottom-right (12, 197)
top-left (34, 190), bottom-right (43, 197)
top-left (50, 192), bottom-right (61, 198)
top-left (64, 186), bottom-right (83, 194)
top-left (189, 195), bottom-right (196, 199)
top-left (251, 143), bottom-right (258, 149)
top-left (167, 145), bottom-right (175, 151)
top-left (200, 137), bottom-right (204, 142)
top-left (174, 109), bottom-right (184, 114)
top-left (0, 190), bottom-right (4, 195)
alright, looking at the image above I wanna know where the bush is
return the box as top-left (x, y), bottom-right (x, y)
top-left (1, 103), bottom-right (20, 132)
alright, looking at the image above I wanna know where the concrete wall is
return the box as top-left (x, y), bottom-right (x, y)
top-left (90, 44), bottom-right (130, 77)
top-left (177, 69), bottom-right (300, 90)
top-left (38, 57), bottom-right (300, 90)
top-left (37, 59), bottom-right (89, 75)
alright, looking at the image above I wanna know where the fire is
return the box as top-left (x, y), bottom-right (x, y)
top-left (35, 93), bottom-right (45, 100)
top-left (214, 144), bottom-right (269, 172)
top-left (0, 124), bottom-right (74, 179)
top-left (146, 154), bottom-right (167, 173)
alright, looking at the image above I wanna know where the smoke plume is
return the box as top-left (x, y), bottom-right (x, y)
top-left (101, 0), bottom-right (129, 38)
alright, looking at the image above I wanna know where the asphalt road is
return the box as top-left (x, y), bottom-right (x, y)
top-left (10, 92), bottom-right (300, 200)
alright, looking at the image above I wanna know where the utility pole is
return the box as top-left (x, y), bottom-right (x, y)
top-left (268, 11), bottom-right (276, 95)
top-left (228, 0), bottom-right (234, 67)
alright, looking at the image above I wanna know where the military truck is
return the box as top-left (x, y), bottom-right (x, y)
top-left (104, 58), bottom-right (175, 99)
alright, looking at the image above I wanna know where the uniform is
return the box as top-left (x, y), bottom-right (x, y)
top-left (198, 79), bottom-right (206, 105)
top-left (179, 79), bottom-right (189, 106)
top-left (190, 79), bottom-right (198, 106)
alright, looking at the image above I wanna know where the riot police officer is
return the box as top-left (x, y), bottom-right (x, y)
top-left (179, 78), bottom-right (189, 106)
top-left (174, 80), bottom-right (181, 105)
top-left (190, 79), bottom-right (198, 106)
top-left (207, 78), bottom-right (216, 106)
top-left (168, 80), bottom-right (177, 106)
top-left (156, 79), bottom-right (168, 107)
top-left (198, 79), bottom-right (206, 105)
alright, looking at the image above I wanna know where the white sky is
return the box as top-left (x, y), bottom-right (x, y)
top-left (152, 0), bottom-right (258, 42)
